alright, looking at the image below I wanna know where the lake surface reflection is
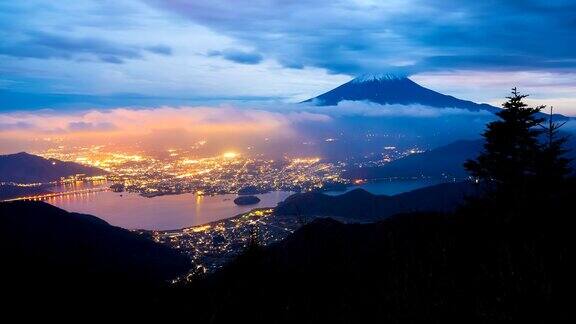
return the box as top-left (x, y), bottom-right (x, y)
top-left (47, 190), bottom-right (294, 230)
top-left (45, 178), bottom-right (448, 231)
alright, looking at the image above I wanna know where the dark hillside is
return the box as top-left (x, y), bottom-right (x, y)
top-left (275, 181), bottom-right (476, 221)
top-left (166, 179), bottom-right (574, 323)
top-left (0, 152), bottom-right (105, 183)
top-left (0, 201), bottom-right (190, 290)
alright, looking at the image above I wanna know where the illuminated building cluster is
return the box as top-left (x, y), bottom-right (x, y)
top-left (2, 143), bottom-right (428, 203)
top-left (36, 145), bottom-right (348, 197)
top-left (147, 208), bottom-right (303, 277)
top-left (352, 145), bottom-right (426, 168)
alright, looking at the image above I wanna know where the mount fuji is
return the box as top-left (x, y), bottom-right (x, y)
top-left (304, 73), bottom-right (500, 113)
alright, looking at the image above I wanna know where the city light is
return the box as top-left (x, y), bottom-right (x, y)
top-left (152, 207), bottom-right (297, 276)
top-left (23, 145), bottom-right (352, 199)
top-left (222, 151), bottom-right (239, 159)
top-left (3, 144), bottom-right (425, 204)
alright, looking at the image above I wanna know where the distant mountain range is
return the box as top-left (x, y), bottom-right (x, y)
top-left (344, 136), bottom-right (576, 180)
top-left (0, 201), bottom-right (189, 290)
top-left (275, 181), bottom-right (477, 222)
top-left (0, 152), bottom-right (105, 183)
top-left (344, 139), bottom-right (484, 180)
top-left (304, 73), bottom-right (500, 112)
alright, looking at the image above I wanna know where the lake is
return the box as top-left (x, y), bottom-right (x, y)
top-left (47, 190), bottom-right (294, 231)
top-left (45, 178), bottom-right (445, 231)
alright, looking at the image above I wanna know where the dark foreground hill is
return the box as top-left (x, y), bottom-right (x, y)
top-left (0, 151), bottom-right (105, 183)
top-left (165, 179), bottom-right (574, 323)
top-left (0, 201), bottom-right (190, 291)
top-left (275, 181), bottom-right (476, 222)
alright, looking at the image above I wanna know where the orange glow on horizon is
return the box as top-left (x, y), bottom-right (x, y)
top-left (222, 151), bottom-right (239, 159)
top-left (0, 105), bottom-right (323, 154)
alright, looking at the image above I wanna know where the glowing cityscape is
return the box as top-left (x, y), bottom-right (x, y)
top-left (33, 145), bottom-right (345, 197)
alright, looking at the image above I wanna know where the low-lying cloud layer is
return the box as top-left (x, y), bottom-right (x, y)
top-left (290, 101), bottom-right (494, 118)
top-left (0, 106), bottom-right (320, 136)
top-left (0, 102), bottom-right (501, 154)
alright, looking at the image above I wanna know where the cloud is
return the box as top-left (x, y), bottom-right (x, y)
top-left (0, 100), bottom-right (492, 141)
top-left (147, 0), bottom-right (576, 74)
top-left (411, 71), bottom-right (576, 115)
top-left (0, 121), bottom-right (34, 131)
top-left (0, 102), bottom-right (497, 155)
top-left (98, 55), bottom-right (125, 64)
top-left (263, 101), bottom-right (494, 119)
top-left (321, 101), bottom-right (493, 118)
top-left (8, 101), bottom-right (575, 156)
top-left (208, 49), bottom-right (263, 65)
top-left (0, 105), bottom-right (327, 137)
top-left (0, 104), bottom-right (336, 154)
top-left (0, 0), bottom-right (351, 106)
top-left (146, 45), bottom-right (173, 56)
top-left (0, 30), bottom-right (172, 64)
top-left (67, 121), bottom-right (117, 132)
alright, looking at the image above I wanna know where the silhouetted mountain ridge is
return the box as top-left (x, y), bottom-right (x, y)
top-left (0, 152), bottom-right (106, 183)
top-left (275, 181), bottom-right (476, 221)
top-left (172, 178), bottom-right (575, 322)
top-left (0, 184), bottom-right (51, 200)
top-left (344, 137), bottom-right (576, 180)
top-left (344, 139), bottom-right (484, 180)
top-left (0, 201), bottom-right (190, 289)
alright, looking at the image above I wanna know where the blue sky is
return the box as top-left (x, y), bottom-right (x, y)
top-left (1, 0), bottom-right (576, 114)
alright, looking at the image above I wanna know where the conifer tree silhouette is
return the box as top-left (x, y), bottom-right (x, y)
top-left (465, 88), bottom-right (544, 196)
top-left (537, 106), bottom-right (572, 188)
top-left (465, 89), bottom-right (573, 218)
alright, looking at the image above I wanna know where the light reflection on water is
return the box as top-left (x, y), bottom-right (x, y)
top-left (44, 179), bottom-right (446, 231)
top-left (47, 189), bottom-right (294, 231)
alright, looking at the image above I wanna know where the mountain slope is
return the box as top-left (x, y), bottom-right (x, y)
top-left (169, 187), bottom-right (573, 323)
top-left (0, 201), bottom-right (190, 288)
top-left (343, 136), bottom-right (576, 180)
top-left (0, 184), bottom-right (50, 201)
top-left (0, 152), bottom-right (105, 183)
top-left (274, 181), bottom-right (476, 222)
top-left (304, 73), bottom-right (500, 112)
top-left (344, 139), bottom-right (484, 180)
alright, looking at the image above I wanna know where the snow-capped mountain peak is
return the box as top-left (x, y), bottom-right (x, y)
top-left (303, 72), bottom-right (500, 113)
top-left (351, 73), bottom-right (407, 83)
